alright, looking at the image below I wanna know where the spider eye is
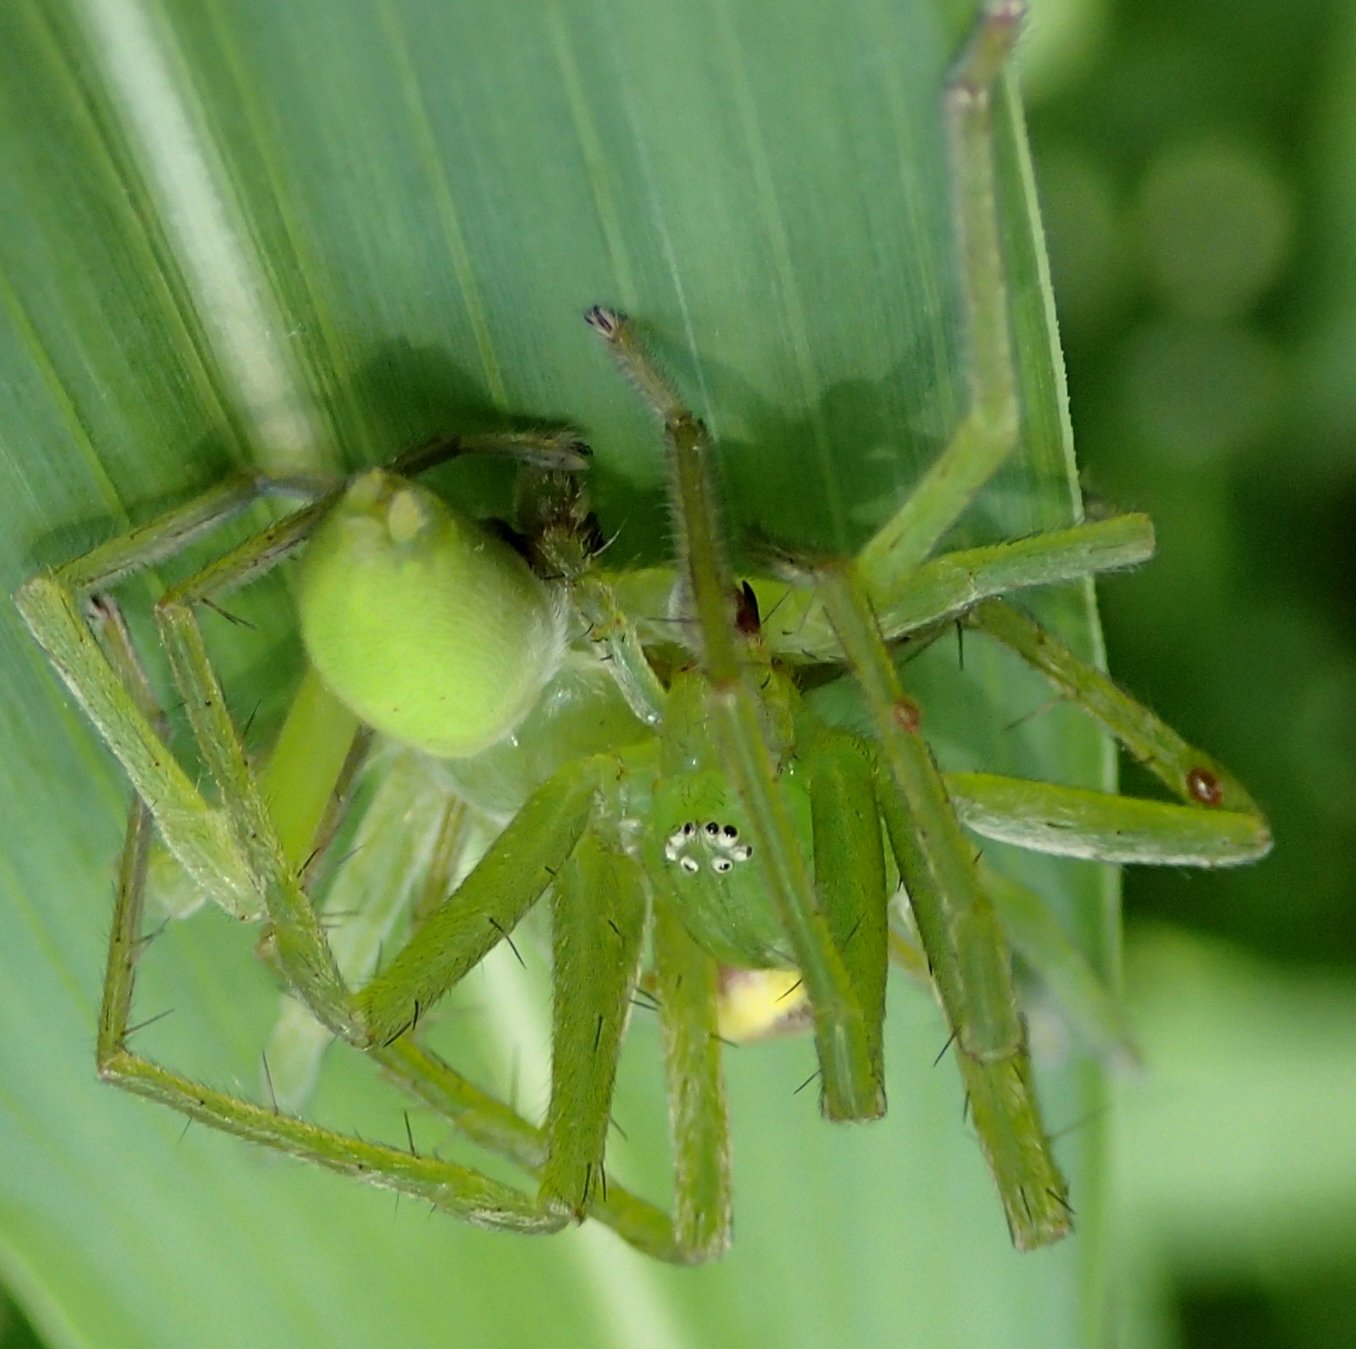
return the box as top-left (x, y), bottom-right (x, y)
top-left (712, 858), bottom-right (733, 874)
top-left (679, 857), bottom-right (700, 874)
top-left (704, 822), bottom-right (720, 836)
top-left (722, 824), bottom-right (738, 839)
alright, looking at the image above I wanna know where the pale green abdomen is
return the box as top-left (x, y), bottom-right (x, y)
top-left (298, 471), bottom-right (564, 759)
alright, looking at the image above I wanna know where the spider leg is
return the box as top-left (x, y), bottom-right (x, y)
top-left (965, 598), bottom-right (1270, 829)
top-left (150, 498), bottom-right (364, 1036)
top-left (651, 889), bottom-right (733, 1261)
top-left (378, 1039), bottom-right (694, 1262)
top-left (15, 476), bottom-right (281, 915)
top-left (763, 512), bottom-right (1156, 664)
top-left (811, 559), bottom-right (1071, 1250)
top-left (948, 770), bottom-right (1270, 866)
top-left (539, 831), bottom-right (646, 1220)
top-left (97, 793), bottom-right (570, 1233)
top-left (803, 728), bottom-right (891, 1099)
top-left (856, 0), bottom-right (1024, 585)
top-left (354, 756), bottom-right (600, 1046)
top-left (589, 307), bottom-right (883, 1122)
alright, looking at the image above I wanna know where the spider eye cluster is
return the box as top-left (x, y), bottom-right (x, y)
top-left (663, 820), bottom-right (755, 876)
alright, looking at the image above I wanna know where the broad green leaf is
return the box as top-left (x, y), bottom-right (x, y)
top-left (0, 1), bottom-right (1115, 1345)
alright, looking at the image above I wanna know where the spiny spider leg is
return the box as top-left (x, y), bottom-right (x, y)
top-left (353, 757), bottom-right (599, 1046)
top-left (856, 0), bottom-right (1024, 587)
top-left (650, 893), bottom-right (734, 1260)
top-left (53, 431), bottom-right (721, 1257)
top-left (16, 478), bottom-right (275, 916)
top-left (965, 598), bottom-right (1269, 824)
top-left (374, 1039), bottom-right (694, 1262)
top-left (810, 559), bottom-right (1071, 1250)
top-left (538, 832), bottom-right (647, 1219)
top-left (588, 305), bottom-right (884, 1124)
top-left (765, 513), bottom-right (1157, 664)
top-left (102, 790), bottom-right (696, 1253)
top-left (14, 431), bottom-right (583, 921)
top-left (151, 512), bottom-right (361, 1036)
top-left (98, 795), bottom-right (565, 1235)
top-left (600, 511), bottom-right (1157, 667)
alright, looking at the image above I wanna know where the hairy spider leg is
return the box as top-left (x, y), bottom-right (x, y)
top-left (589, 305), bottom-right (888, 1124)
top-left (150, 502), bottom-right (368, 1036)
top-left (101, 555), bottom-right (715, 1255)
top-left (16, 475), bottom-right (285, 918)
top-left (98, 793), bottom-right (567, 1234)
top-left (650, 890), bottom-right (735, 1260)
top-left (538, 832), bottom-right (647, 1219)
top-left (957, 599), bottom-right (1269, 844)
top-left (17, 429), bottom-right (593, 1040)
top-left (30, 428), bottom-right (734, 1258)
top-left (780, 517), bottom-right (1158, 664)
top-left (812, 560), bottom-right (1071, 1249)
top-left (97, 783), bottom-right (699, 1251)
top-left (860, 1), bottom-right (1023, 585)
top-left (600, 509), bottom-right (1157, 668)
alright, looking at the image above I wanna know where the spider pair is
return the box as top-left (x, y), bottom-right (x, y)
top-left (15, 0), bottom-right (1268, 1262)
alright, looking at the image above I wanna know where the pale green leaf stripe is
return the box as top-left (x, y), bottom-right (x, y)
top-left (73, 0), bottom-right (327, 474)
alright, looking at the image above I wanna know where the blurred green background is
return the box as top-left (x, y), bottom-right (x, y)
top-left (1027, 0), bottom-right (1356, 1344)
top-left (3, 0), bottom-right (1355, 1346)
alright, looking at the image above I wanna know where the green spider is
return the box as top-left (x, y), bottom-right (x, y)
top-left (14, 1), bottom-right (1268, 1262)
